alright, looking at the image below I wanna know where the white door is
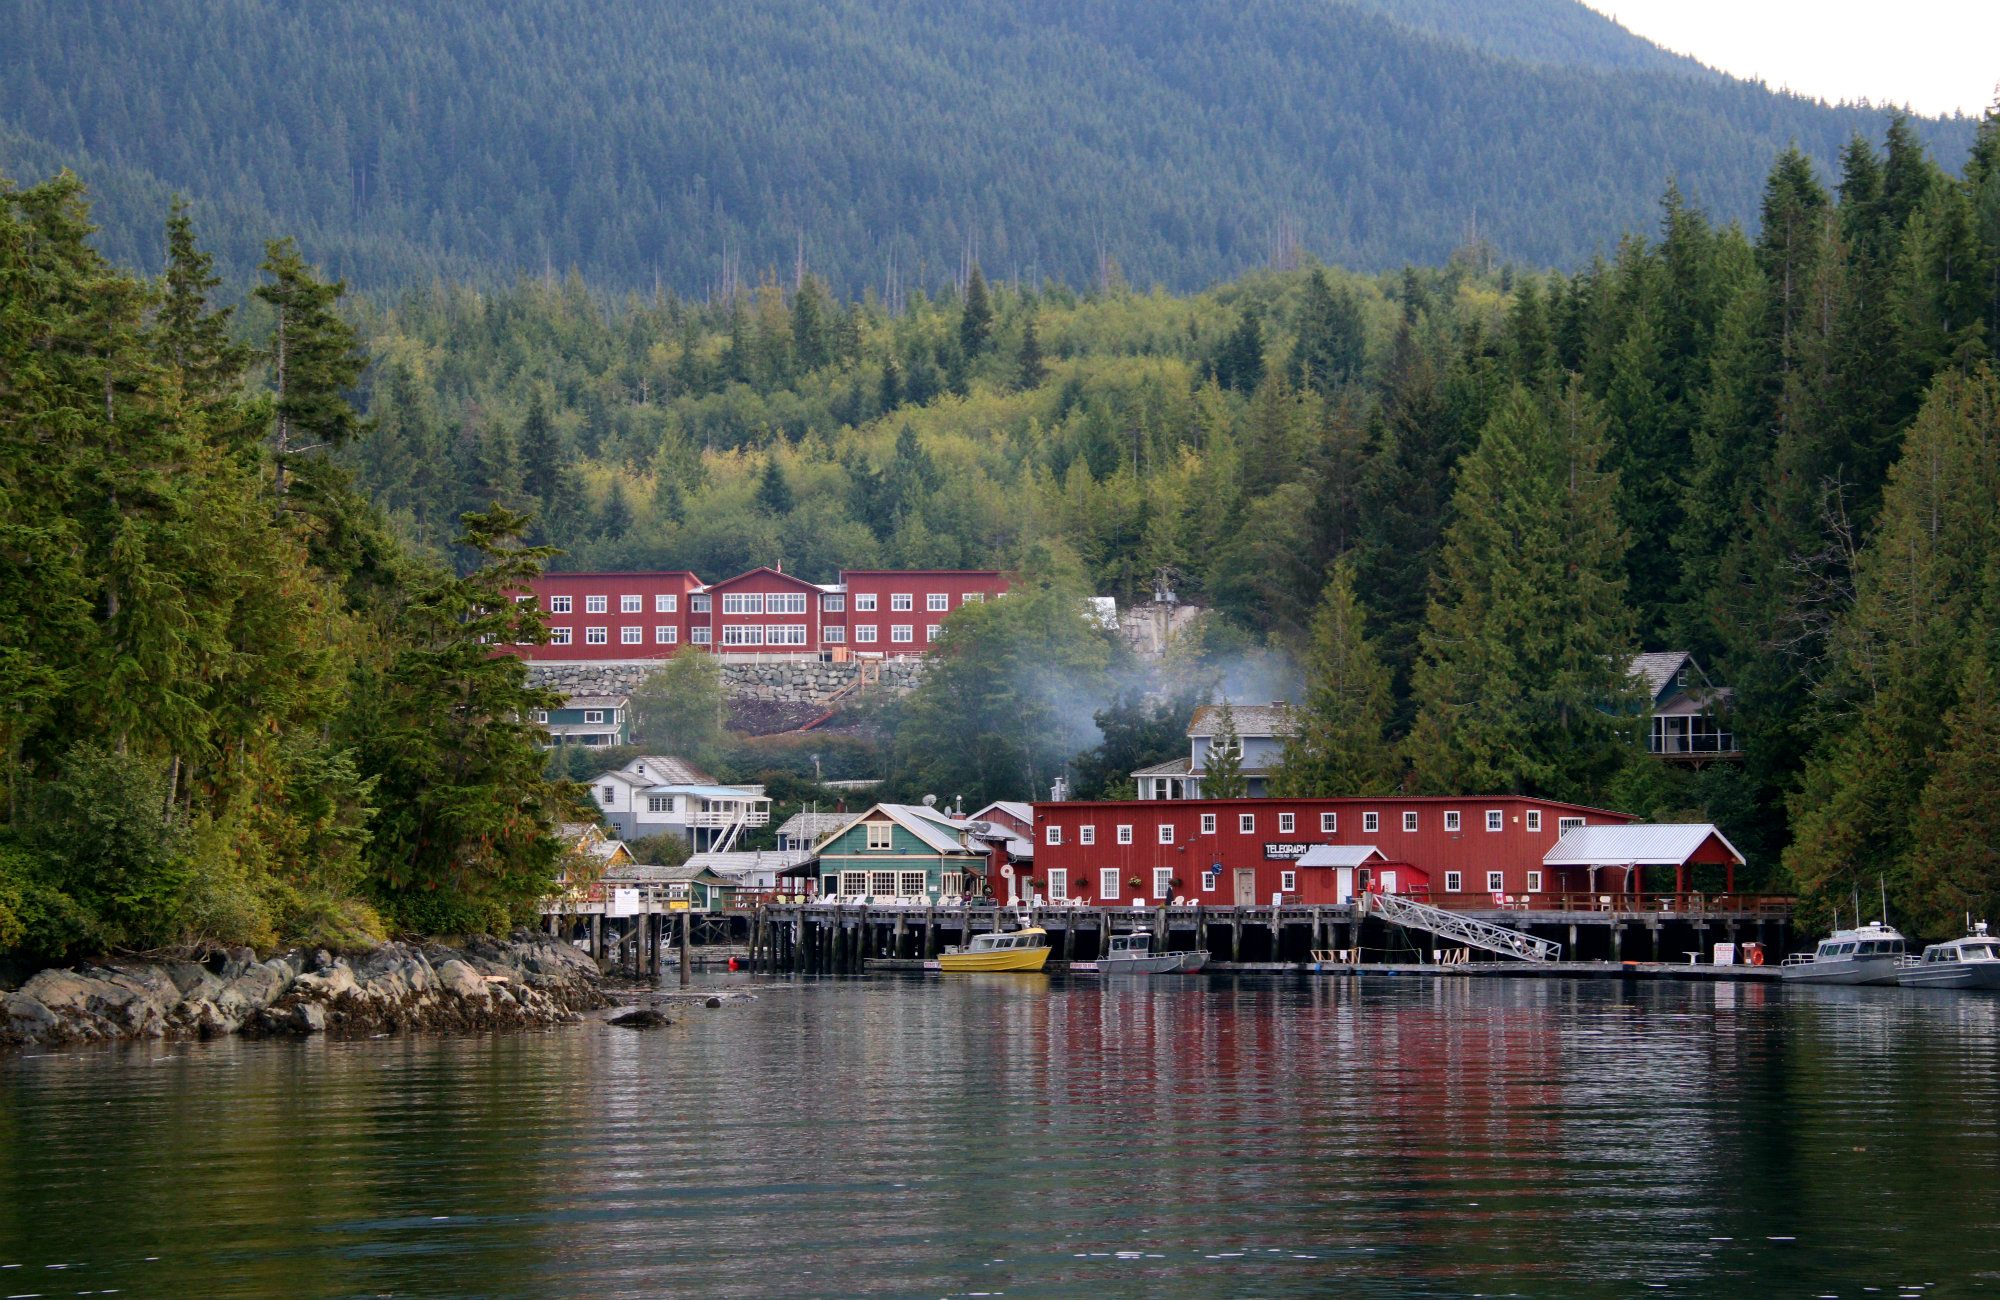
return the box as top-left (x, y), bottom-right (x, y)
top-left (1336, 868), bottom-right (1354, 902)
top-left (1381, 870), bottom-right (1399, 895)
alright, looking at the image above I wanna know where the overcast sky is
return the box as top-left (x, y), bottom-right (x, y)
top-left (1583, 1), bottom-right (1999, 117)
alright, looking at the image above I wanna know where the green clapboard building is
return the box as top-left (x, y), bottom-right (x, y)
top-left (815, 803), bottom-right (987, 902)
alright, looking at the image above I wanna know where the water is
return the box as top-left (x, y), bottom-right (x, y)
top-left (2, 975), bottom-right (1996, 1298)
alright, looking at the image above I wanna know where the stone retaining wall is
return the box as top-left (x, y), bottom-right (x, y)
top-left (529, 657), bottom-right (925, 707)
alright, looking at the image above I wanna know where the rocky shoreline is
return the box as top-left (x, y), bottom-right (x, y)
top-left (0, 932), bottom-right (608, 1050)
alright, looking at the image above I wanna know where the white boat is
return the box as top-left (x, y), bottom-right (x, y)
top-left (1900, 922), bottom-right (2000, 990)
top-left (1779, 921), bottom-right (1908, 985)
top-left (1080, 932), bottom-right (1182, 974)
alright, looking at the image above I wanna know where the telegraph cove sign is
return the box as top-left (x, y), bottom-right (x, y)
top-left (1263, 843), bottom-right (1312, 861)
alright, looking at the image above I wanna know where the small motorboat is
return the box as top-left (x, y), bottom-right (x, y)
top-left (936, 925), bottom-right (1051, 973)
top-left (1175, 948), bottom-right (1210, 973)
top-left (1779, 921), bottom-right (1908, 985)
top-left (1900, 921), bottom-right (2000, 990)
top-left (1090, 932), bottom-right (1184, 975)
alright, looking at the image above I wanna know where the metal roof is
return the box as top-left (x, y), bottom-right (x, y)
top-left (1295, 845), bottom-right (1389, 868)
top-left (1542, 823), bottom-right (1744, 867)
top-left (648, 784), bottom-right (772, 802)
top-left (967, 800), bottom-right (1033, 829)
top-left (814, 803), bottom-right (978, 856)
top-left (775, 812), bottom-right (853, 840)
top-left (687, 850), bottom-right (816, 878)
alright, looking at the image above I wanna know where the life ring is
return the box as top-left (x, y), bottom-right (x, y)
top-left (1746, 945), bottom-right (1765, 966)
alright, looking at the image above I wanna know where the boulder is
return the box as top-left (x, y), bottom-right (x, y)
top-left (437, 959), bottom-right (492, 1004)
top-left (2, 992), bottom-right (61, 1045)
top-left (291, 1002), bottom-right (327, 1035)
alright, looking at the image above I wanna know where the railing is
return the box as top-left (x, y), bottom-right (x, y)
top-left (688, 809), bottom-right (772, 827)
top-left (1649, 732), bottom-right (1741, 756)
top-left (1425, 892), bottom-right (1794, 916)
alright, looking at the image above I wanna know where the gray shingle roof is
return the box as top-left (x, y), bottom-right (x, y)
top-left (1628, 651), bottom-right (1693, 700)
top-left (1131, 756), bottom-right (1194, 778)
top-left (775, 812), bottom-right (853, 841)
top-left (620, 755), bottom-right (716, 785)
top-left (1187, 702), bottom-right (1297, 739)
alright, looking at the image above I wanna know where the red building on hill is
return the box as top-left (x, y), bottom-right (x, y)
top-left (514, 566), bottom-right (1009, 661)
top-left (1027, 795), bottom-right (1638, 909)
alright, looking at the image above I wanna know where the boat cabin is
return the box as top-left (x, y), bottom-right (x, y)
top-left (1815, 930), bottom-right (1905, 961)
top-left (967, 930), bottom-right (1047, 952)
top-left (1106, 933), bottom-right (1156, 956)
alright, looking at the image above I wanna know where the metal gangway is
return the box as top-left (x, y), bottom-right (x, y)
top-left (1358, 890), bottom-right (1562, 962)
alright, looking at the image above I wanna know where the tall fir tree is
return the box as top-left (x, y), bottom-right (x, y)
top-left (1271, 558), bottom-right (1399, 796)
top-left (254, 238), bottom-right (367, 495)
top-left (959, 265), bottom-right (994, 358)
top-left (1200, 703), bottom-right (1247, 799)
top-left (1017, 316), bottom-right (1048, 389)
top-left (1288, 268), bottom-right (1365, 391)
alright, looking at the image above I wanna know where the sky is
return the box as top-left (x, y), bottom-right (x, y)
top-left (1584, 1), bottom-right (1999, 117)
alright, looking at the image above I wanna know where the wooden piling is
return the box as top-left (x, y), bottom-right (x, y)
top-left (679, 908), bottom-right (691, 987)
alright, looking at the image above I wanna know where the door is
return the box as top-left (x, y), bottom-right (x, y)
top-left (1381, 870), bottom-right (1398, 895)
top-left (1336, 868), bottom-right (1354, 903)
top-left (1234, 868), bottom-right (1257, 906)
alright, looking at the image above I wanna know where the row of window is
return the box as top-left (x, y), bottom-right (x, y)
top-left (831, 870), bottom-right (969, 898)
top-left (721, 592), bottom-right (811, 615)
top-left (720, 625), bottom-right (810, 646)
top-left (546, 591), bottom-right (988, 616)
top-left (550, 625), bottom-right (683, 646)
top-left (1042, 810), bottom-right (1586, 844)
top-left (1029, 867), bottom-right (1550, 902)
top-left (853, 624), bottom-right (937, 644)
top-left (543, 623), bottom-right (945, 647)
top-left (550, 594), bottom-right (682, 615)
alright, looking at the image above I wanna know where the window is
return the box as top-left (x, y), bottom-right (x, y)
top-left (898, 870), bottom-right (928, 898)
top-left (721, 626), bottom-right (764, 645)
top-left (890, 625), bottom-right (913, 643)
top-left (647, 795), bottom-right (673, 814)
top-left (855, 593), bottom-right (878, 611)
top-left (1047, 869), bottom-right (1068, 901)
top-left (1486, 810), bottom-right (1504, 832)
top-left (765, 624), bottom-right (807, 646)
top-left (1201, 813), bottom-right (1217, 834)
top-left (585, 595), bottom-right (608, 613)
top-left (1526, 870), bottom-right (1543, 893)
top-left (927, 592), bottom-right (950, 611)
top-left (583, 710), bottom-right (605, 724)
top-left (691, 594), bottom-right (711, 613)
top-left (940, 872), bottom-right (967, 897)
top-left (1444, 810), bottom-right (1461, 832)
top-left (621, 626), bottom-right (643, 644)
top-left (1279, 813), bottom-right (1295, 833)
top-left (530, 709), bottom-right (548, 723)
top-left (690, 627), bottom-right (711, 645)
top-left (1239, 813), bottom-right (1256, 834)
top-left (1320, 812), bottom-right (1337, 833)
top-left (1445, 871), bottom-right (1463, 892)
top-left (1079, 825), bottom-right (1095, 846)
top-left (585, 626), bottom-right (608, 645)
top-left (1487, 871), bottom-right (1504, 892)
top-left (549, 627), bottom-right (572, 646)
top-left (1046, 825), bottom-right (1063, 846)
top-left (822, 626), bottom-right (845, 643)
top-left (855, 625), bottom-right (878, 643)
top-left (1202, 868), bottom-right (1219, 892)
top-left (549, 595), bottom-right (573, 614)
top-left (621, 595), bottom-right (642, 613)
top-left (600, 785), bottom-right (616, 803)
top-left (891, 593), bottom-right (913, 611)
top-left (656, 625), bottom-right (677, 644)
top-left (1100, 868), bottom-right (1120, 899)
top-left (767, 592), bottom-right (807, 615)
top-left (840, 870), bottom-right (868, 896)
top-left (963, 592), bottom-right (984, 604)
top-left (1116, 824), bottom-right (1133, 845)
top-left (1526, 810), bottom-right (1543, 832)
top-left (866, 822), bottom-right (893, 851)
top-left (822, 594), bottom-right (845, 612)
top-left (926, 625), bottom-right (941, 642)
top-left (1402, 811), bottom-right (1419, 832)
top-left (1158, 823), bottom-right (1175, 844)
top-left (1281, 870), bottom-right (1297, 892)
top-left (1363, 812), bottom-right (1379, 833)
top-left (869, 870), bottom-right (897, 897)
top-left (722, 593), bottom-right (764, 615)
top-left (1559, 816), bottom-right (1586, 835)
top-left (655, 594), bottom-right (678, 613)
top-left (1153, 868), bottom-right (1173, 899)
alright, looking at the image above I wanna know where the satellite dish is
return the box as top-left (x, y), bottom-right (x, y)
top-left (922, 793), bottom-right (938, 807)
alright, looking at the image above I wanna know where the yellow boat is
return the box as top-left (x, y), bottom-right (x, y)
top-left (935, 925), bottom-right (1052, 973)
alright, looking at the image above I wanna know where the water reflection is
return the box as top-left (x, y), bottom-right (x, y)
top-left (2, 977), bottom-right (1996, 1296)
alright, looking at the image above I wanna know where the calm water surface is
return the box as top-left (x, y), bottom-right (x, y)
top-left (2, 975), bottom-right (1997, 1297)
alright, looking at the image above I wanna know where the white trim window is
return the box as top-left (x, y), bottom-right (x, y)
top-left (1158, 823), bottom-right (1175, 845)
top-left (898, 870), bottom-right (928, 897)
top-left (621, 626), bottom-right (643, 644)
top-left (927, 624), bottom-right (941, 642)
top-left (1202, 868), bottom-right (1219, 893)
top-left (647, 795), bottom-right (673, 814)
top-left (1279, 813), bottom-right (1295, 833)
top-left (765, 624), bottom-right (807, 646)
top-left (821, 594), bottom-right (845, 612)
top-left (1280, 870), bottom-right (1297, 892)
top-left (1239, 813), bottom-right (1256, 834)
top-left (1100, 868), bottom-right (1120, 899)
top-left (721, 626), bottom-right (765, 646)
top-left (583, 710), bottom-right (605, 724)
top-left (1487, 871), bottom-right (1505, 892)
top-left (585, 594), bottom-right (608, 613)
top-left (891, 593), bottom-right (913, 611)
top-left (1402, 811), bottom-right (1419, 832)
top-left (927, 592), bottom-right (950, 611)
top-left (855, 625), bottom-right (878, 643)
top-left (890, 625), bottom-right (913, 644)
top-left (1046, 825), bottom-right (1063, 846)
top-left (656, 593), bottom-right (678, 613)
top-left (600, 785), bottom-right (617, 804)
top-left (621, 594), bottom-right (643, 613)
top-left (1201, 813), bottom-right (1217, 834)
top-left (691, 594), bottom-right (711, 613)
top-left (1363, 811), bottom-right (1379, 833)
top-left (767, 592), bottom-right (808, 615)
top-left (940, 872), bottom-right (967, 897)
top-left (855, 593), bottom-right (878, 612)
top-left (1079, 825), bottom-right (1095, 846)
top-left (585, 626), bottom-right (608, 645)
top-left (1116, 824), bottom-right (1133, 845)
top-left (1526, 810), bottom-right (1543, 832)
top-left (722, 593), bottom-right (764, 615)
top-left (549, 595), bottom-right (573, 614)
top-left (549, 627), bottom-right (572, 646)
top-left (1152, 868), bottom-right (1173, 899)
top-left (530, 709), bottom-right (549, 723)
top-left (1526, 870), bottom-right (1543, 893)
top-left (1559, 816), bottom-right (1587, 835)
top-left (1047, 868), bottom-right (1068, 901)
top-left (1445, 810), bottom-right (1461, 832)
top-left (822, 626), bottom-right (846, 643)
top-left (1486, 810), bottom-right (1504, 832)
top-left (1320, 811), bottom-right (1337, 833)
top-left (1445, 871), bottom-right (1463, 892)
top-left (656, 625), bottom-right (678, 644)
top-left (865, 822), bottom-right (893, 851)
top-left (690, 627), bottom-right (711, 645)
top-left (962, 592), bottom-right (984, 604)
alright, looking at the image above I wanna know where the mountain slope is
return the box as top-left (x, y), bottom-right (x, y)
top-left (1342, 0), bottom-right (1721, 78)
top-left (0, 0), bottom-right (1973, 292)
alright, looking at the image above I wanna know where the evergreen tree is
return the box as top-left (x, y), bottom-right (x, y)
top-left (1404, 383), bottom-right (1641, 798)
top-left (518, 394), bottom-right (563, 505)
top-left (254, 238), bottom-right (368, 495)
top-left (1213, 307), bottom-right (1266, 393)
top-left (1017, 316), bottom-right (1048, 389)
top-left (1200, 702), bottom-right (1248, 799)
top-left (959, 265), bottom-right (994, 357)
top-left (1272, 558), bottom-right (1398, 796)
top-left (628, 649), bottom-right (726, 763)
top-left (756, 457), bottom-right (795, 514)
top-left (597, 475), bottom-right (633, 539)
top-left (157, 197), bottom-right (249, 411)
top-left (878, 356), bottom-right (904, 413)
top-left (1905, 626), bottom-right (2000, 936)
top-left (791, 274), bottom-right (834, 372)
top-left (1288, 268), bottom-right (1365, 390)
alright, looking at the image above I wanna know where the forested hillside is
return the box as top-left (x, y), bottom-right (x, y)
top-left (347, 112), bottom-right (2000, 933)
top-left (0, 0), bottom-right (1972, 294)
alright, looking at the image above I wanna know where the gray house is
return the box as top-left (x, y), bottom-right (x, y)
top-left (1629, 652), bottom-right (1740, 763)
top-left (1131, 701), bottom-right (1297, 799)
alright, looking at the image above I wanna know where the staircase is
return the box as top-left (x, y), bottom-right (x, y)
top-left (1357, 891), bottom-right (1562, 962)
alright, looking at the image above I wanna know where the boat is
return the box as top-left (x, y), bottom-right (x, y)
top-left (1085, 932), bottom-right (1185, 975)
top-left (1176, 948), bottom-right (1210, 973)
top-left (936, 925), bottom-right (1051, 973)
top-left (1899, 921), bottom-right (2000, 990)
top-left (1779, 920), bottom-right (1908, 985)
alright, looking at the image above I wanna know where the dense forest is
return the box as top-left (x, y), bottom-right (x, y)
top-left (345, 109), bottom-right (2000, 936)
top-left (0, 0), bottom-right (1974, 294)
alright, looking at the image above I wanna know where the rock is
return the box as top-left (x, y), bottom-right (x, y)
top-left (292, 965), bottom-right (357, 1000)
top-left (704, 996), bottom-right (723, 1008)
top-left (437, 959), bottom-right (492, 1004)
top-left (291, 1002), bottom-right (327, 1034)
top-left (2, 993), bottom-right (61, 1045)
top-left (608, 1007), bottom-right (668, 1028)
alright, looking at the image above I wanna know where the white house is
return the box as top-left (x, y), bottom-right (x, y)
top-left (1131, 701), bottom-right (1298, 799)
top-left (589, 754), bottom-right (771, 850)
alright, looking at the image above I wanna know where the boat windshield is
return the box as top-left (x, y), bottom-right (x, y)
top-left (1963, 943), bottom-right (1999, 961)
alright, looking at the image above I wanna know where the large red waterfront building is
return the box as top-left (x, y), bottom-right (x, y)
top-left (515, 566), bottom-right (1009, 661)
top-left (1028, 795), bottom-right (1640, 908)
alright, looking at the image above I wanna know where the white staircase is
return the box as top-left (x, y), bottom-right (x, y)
top-left (1357, 891), bottom-right (1561, 962)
